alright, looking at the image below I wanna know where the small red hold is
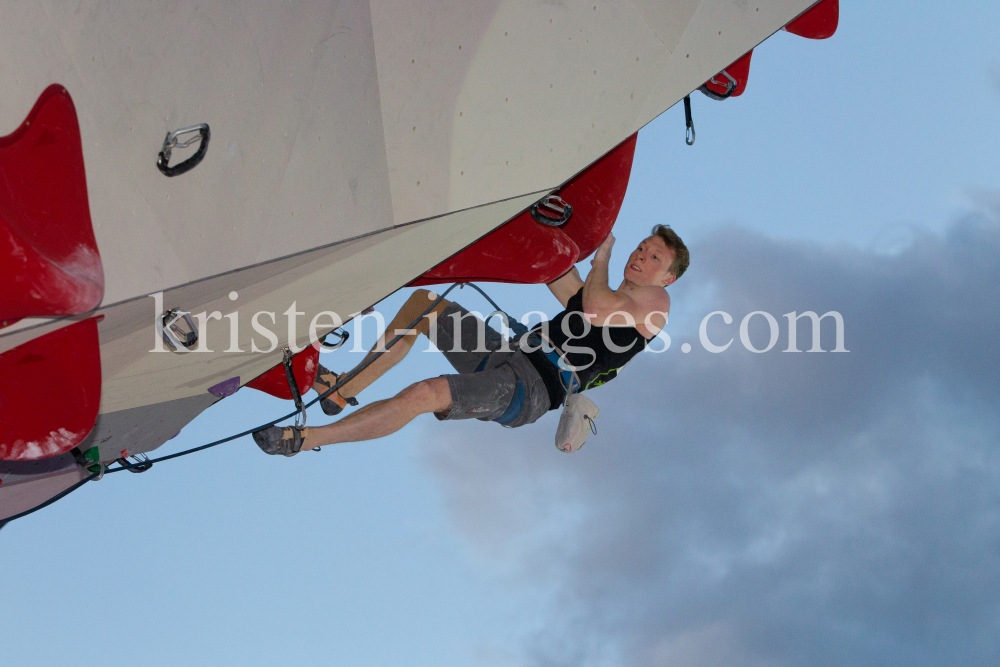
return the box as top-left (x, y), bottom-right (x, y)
top-left (247, 345), bottom-right (321, 401)
top-left (785, 0), bottom-right (839, 40)
top-left (120, 448), bottom-right (130, 459)
top-left (701, 50), bottom-right (753, 98)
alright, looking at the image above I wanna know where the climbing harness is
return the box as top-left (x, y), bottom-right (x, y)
top-left (494, 380), bottom-right (527, 427)
top-left (531, 330), bottom-right (599, 451)
top-left (501, 328), bottom-right (598, 447)
top-left (530, 330), bottom-right (582, 399)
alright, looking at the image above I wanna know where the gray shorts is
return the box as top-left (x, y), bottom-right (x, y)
top-left (430, 303), bottom-right (552, 428)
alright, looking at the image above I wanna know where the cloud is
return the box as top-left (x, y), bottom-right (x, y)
top-left (419, 203), bottom-right (1000, 666)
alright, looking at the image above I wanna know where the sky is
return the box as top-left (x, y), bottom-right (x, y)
top-left (4, 3), bottom-right (1000, 666)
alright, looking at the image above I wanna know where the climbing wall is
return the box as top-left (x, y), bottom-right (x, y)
top-left (0, 0), bottom-right (829, 519)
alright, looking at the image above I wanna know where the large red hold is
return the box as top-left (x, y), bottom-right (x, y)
top-left (0, 85), bottom-right (104, 328)
top-left (411, 213), bottom-right (580, 286)
top-left (410, 134), bottom-right (637, 286)
top-left (0, 318), bottom-right (102, 460)
top-left (555, 134), bottom-right (637, 259)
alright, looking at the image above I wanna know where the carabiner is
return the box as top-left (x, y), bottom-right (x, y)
top-left (699, 69), bottom-right (738, 101)
top-left (683, 95), bottom-right (696, 146)
top-left (320, 328), bottom-right (350, 351)
top-left (157, 123), bottom-right (211, 177)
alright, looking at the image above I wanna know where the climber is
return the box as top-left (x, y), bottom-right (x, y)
top-left (252, 225), bottom-right (690, 456)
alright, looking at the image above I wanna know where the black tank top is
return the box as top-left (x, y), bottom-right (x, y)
top-left (525, 287), bottom-right (652, 409)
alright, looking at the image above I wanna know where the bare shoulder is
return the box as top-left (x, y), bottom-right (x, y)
top-left (633, 286), bottom-right (670, 336)
top-left (634, 285), bottom-right (670, 314)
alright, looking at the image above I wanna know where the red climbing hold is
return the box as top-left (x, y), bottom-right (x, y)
top-left (785, 0), bottom-right (839, 40)
top-left (0, 85), bottom-right (104, 328)
top-left (0, 318), bottom-right (102, 461)
top-left (247, 345), bottom-right (321, 401)
top-left (410, 213), bottom-right (580, 286)
top-left (410, 134), bottom-right (637, 286)
top-left (556, 134), bottom-right (637, 259)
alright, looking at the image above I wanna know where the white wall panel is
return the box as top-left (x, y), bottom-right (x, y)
top-left (0, 1), bottom-right (392, 304)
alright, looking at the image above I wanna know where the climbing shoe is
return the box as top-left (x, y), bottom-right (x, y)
top-left (314, 363), bottom-right (359, 416)
top-left (253, 425), bottom-right (306, 457)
